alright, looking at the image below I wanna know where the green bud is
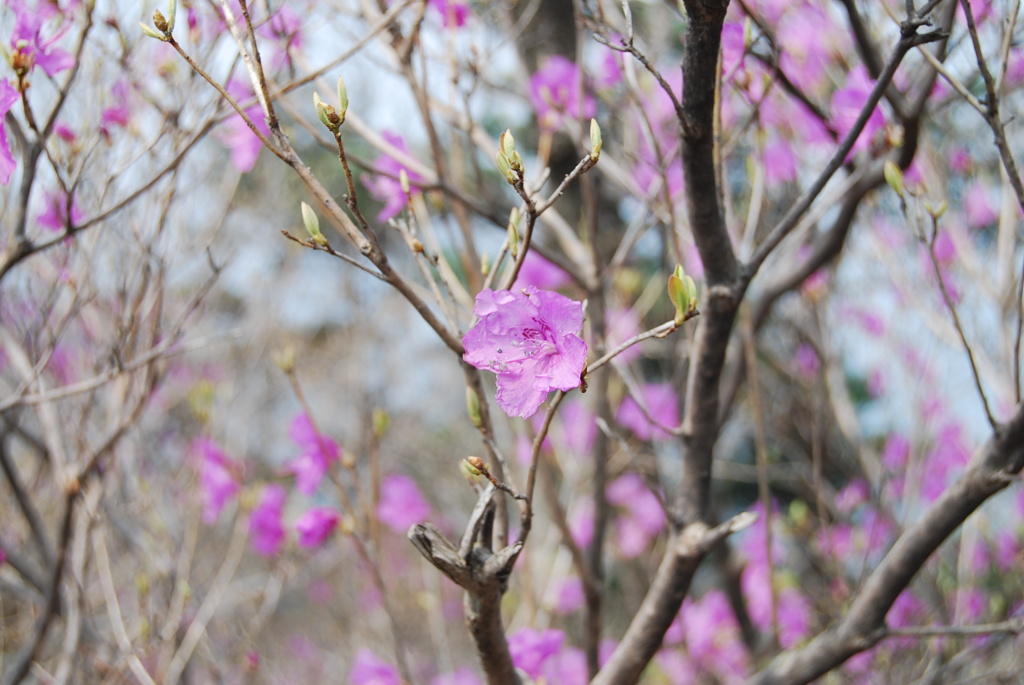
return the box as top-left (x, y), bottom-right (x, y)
top-left (273, 345), bottom-right (296, 374)
top-left (139, 21), bottom-right (167, 40)
top-left (589, 118), bottom-right (602, 161)
top-left (507, 217), bottom-right (520, 258)
top-left (313, 92), bottom-right (342, 132)
top-left (466, 387), bottom-right (482, 428)
top-left (400, 168), bottom-right (411, 196)
top-left (883, 160), bottom-right (904, 198)
top-left (499, 129), bottom-right (523, 175)
top-left (461, 458), bottom-right (483, 478)
top-left (166, 0), bottom-right (177, 33)
top-left (495, 150), bottom-right (515, 184)
top-left (300, 201), bottom-right (328, 246)
top-left (927, 199), bottom-right (948, 219)
top-left (480, 252), bottom-right (491, 277)
top-left (788, 498), bottom-right (810, 529)
top-left (668, 265), bottom-right (697, 323)
top-left (372, 408), bottom-right (390, 439)
top-left (499, 129), bottom-right (516, 159)
top-left (336, 76), bottom-right (348, 124)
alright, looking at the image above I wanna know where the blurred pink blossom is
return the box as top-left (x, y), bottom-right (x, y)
top-left (568, 498), bottom-right (594, 548)
top-left (350, 648), bottom-right (400, 685)
top-left (606, 307), bottom-right (644, 364)
top-left (554, 575), bottom-right (585, 614)
top-left (249, 484), bottom-right (286, 556)
top-left (0, 81), bottom-right (19, 185)
top-left (792, 343), bottom-right (820, 381)
top-left (616, 383), bottom-right (678, 441)
top-left (529, 55), bottom-right (595, 132)
top-left (377, 474), bottom-right (431, 533)
top-left (216, 79), bottom-right (271, 173)
top-left (37, 189), bottom-right (84, 232)
top-left (363, 131), bottom-right (425, 222)
top-left (830, 66), bottom-right (886, 158)
top-left (882, 433), bottom-right (910, 470)
top-left (508, 627), bottom-right (564, 680)
top-left (512, 251), bottom-right (572, 291)
top-left (428, 0), bottom-right (470, 27)
top-left (763, 138), bottom-right (797, 187)
top-left (192, 438), bottom-right (240, 524)
top-left (963, 181), bottom-right (998, 228)
top-left (608, 473), bottom-right (665, 557)
top-left (295, 507), bottom-right (340, 548)
top-left (287, 413), bottom-right (341, 495)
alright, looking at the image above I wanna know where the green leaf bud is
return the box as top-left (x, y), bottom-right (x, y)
top-left (883, 160), bottom-right (904, 198)
top-left (300, 201), bottom-right (328, 246)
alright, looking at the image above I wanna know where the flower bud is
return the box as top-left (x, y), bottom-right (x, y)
top-left (883, 160), bottom-right (903, 198)
top-left (300, 201), bottom-right (328, 246)
top-left (462, 456), bottom-right (485, 477)
top-left (927, 199), bottom-right (948, 219)
top-left (336, 76), bottom-right (348, 124)
top-left (495, 150), bottom-right (515, 184)
top-left (668, 265), bottom-right (697, 322)
top-left (589, 118), bottom-right (602, 161)
top-left (313, 92), bottom-right (341, 132)
top-left (499, 129), bottom-right (516, 159)
top-left (466, 387), bottom-right (482, 428)
top-left (507, 216), bottom-right (520, 258)
top-left (153, 9), bottom-right (169, 33)
top-left (166, 0), bottom-right (177, 33)
top-left (372, 409), bottom-right (390, 439)
top-left (481, 252), bottom-right (491, 276)
top-left (273, 345), bottom-right (296, 374)
top-left (400, 168), bottom-right (411, 196)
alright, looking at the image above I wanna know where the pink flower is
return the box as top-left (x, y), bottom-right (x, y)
top-left (377, 474), bottom-right (431, 533)
top-left (295, 507), bottom-right (340, 548)
top-left (608, 473), bottom-right (665, 557)
top-left (350, 648), bottom-right (401, 685)
top-left (100, 81), bottom-right (132, 137)
top-left (428, 0), bottom-right (470, 27)
top-left (508, 627), bottom-right (564, 679)
top-left (792, 343), bottom-right (820, 381)
top-left (10, 3), bottom-right (75, 77)
top-left (192, 438), bottom-right (240, 524)
top-left (535, 398), bottom-right (596, 456)
top-left (553, 575), bottom-right (585, 614)
top-left (529, 56), bottom-right (596, 132)
top-left (830, 66), bottom-right (886, 158)
top-left (616, 383), bottom-right (678, 441)
top-left (216, 79), bottom-right (270, 173)
top-left (0, 81), bottom-right (19, 185)
top-left (763, 138), bottom-right (797, 187)
top-left (36, 189), bottom-right (84, 232)
top-left (882, 433), bottom-right (910, 470)
top-left (512, 251), bottom-right (572, 291)
top-left (249, 484), bottom-right (286, 556)
top-left (463, 286), bottom-right (587, 418)
top-left (362, 131), bottom-right (425, 222)
top-left (606, 307), bottom-right (644, 364)
top-left (286, 413), bottom-right (341, 495)
top-left (963, 181), bottom-right (998, 227)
